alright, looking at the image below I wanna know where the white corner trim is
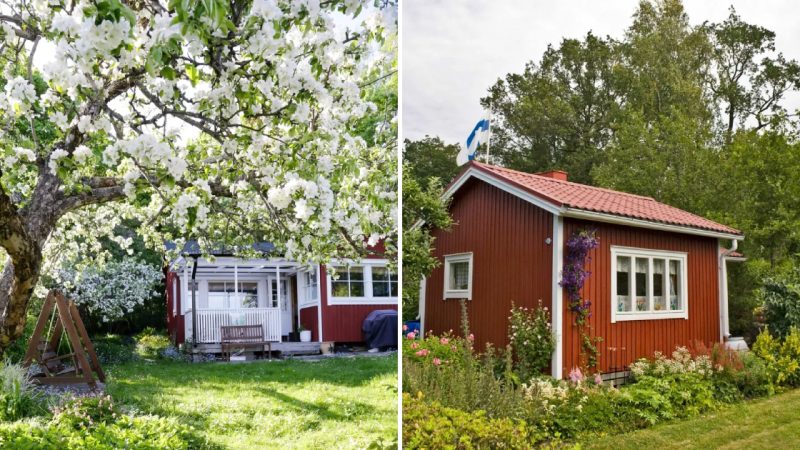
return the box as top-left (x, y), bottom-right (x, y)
top-left (563, 208), bottom-right (744, 241)
top-left (610, 246), bottom-right (688, 323)
top-left (443, 167), bottom-right (563, 215)
top-left (419, 277), bottom-right (427, 331)
top-left (551, 215), bottom-right (564, 379)
top-left (316, 264), bottom-right (323, 342)
top-left (442, 252), bottom-right (474, 300)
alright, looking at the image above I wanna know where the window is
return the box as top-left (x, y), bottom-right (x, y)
top-left (331, 266), bottom-right (365, 298)
top-left (270, 279), bottom-right (289, 308)
top-left (305, 269), bottom-right (319, 302)
top-left (327, 262), bottom-right (399, 304)
top-left (372, 266), bottom-right (398, 297)
top-left (611, 247), bottom-right (687, 322)
top-left (207, 281), bottom-right (259, 309)
top-left (443, 253), bottom-right (473, 299)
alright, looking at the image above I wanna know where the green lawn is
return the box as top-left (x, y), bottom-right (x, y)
top-left (583, 389), bottom-right (800, 450)
top-left (105, 355), bottom-right (397, 449)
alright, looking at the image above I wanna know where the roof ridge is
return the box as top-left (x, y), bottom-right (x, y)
top-left (473, 161), bottom-right (657, 201)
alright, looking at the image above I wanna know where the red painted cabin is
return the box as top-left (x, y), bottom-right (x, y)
top-left (421, 162), bottom-right (744, 378)
top-left (165, 241), bottom-right (397, 353)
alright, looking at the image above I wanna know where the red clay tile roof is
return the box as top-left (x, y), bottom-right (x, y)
top-left (468, 161), bottom-right (742, 236)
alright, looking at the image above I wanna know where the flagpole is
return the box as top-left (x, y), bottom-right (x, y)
top-left (485, 110), bottom-right (492, 164)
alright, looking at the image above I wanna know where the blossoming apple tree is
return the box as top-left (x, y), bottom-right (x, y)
top-left (0, 0), bottom-right (397, 351)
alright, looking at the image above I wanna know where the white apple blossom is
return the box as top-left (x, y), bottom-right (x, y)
top-left (0, 0), bottom-right (397, 347)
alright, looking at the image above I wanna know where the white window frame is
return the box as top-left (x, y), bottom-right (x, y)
top-left (327, 259), bottom-right (398, 305)
top-left (443, 253), bottom-right (474, 300)
top-left (611, 246), bottom-right (688, 322)
top-left (206, 280), bottom-right (261, 309)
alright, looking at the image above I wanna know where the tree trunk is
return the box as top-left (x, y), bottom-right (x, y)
top-left (0, 170), bottom-right (63, 352)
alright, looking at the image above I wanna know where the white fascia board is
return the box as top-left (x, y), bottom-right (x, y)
top-left (563, 208), bottom-right (744, 241)
top-left (442, 167), bottom-right (563, 215)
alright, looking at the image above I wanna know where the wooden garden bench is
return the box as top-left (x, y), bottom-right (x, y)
top-left (220, 325), bottom-right (272, 361)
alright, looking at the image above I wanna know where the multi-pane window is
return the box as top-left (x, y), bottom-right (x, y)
top-left (331, 266), bottom-right (365, 298)
top-left (612, 247), bottom-right (687, 322)
top-left (372, 267), bottom-right (398, 297)
top-left (443, 253), bottom-right (473, 299)
top-left (305, 269), bottom-right (318, 301)
top-left (207, 281), bottom-right (258, 309)
top-left (328, 263), bottom-right (398, 303)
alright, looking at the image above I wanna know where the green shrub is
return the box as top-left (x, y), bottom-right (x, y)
top-left (752, 326), bottom-right (800, 387)
top-left (508, 301), bottom-right (555, 383)
top-left (0, 360), bottom-right (48, 421)
top-left (92, 335), bottom-right (136, 365)
top-left (402, 393), bottom-right (539, 449)
top-left (618, 372), bottom-right (716, 426)
top-left (760, 269), bottom-right (800, 338)
top-left (135, 328), bottom-right (171, 360)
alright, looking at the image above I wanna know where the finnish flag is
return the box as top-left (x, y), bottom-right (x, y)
top-left (457, 117), bottom-right (490, 165)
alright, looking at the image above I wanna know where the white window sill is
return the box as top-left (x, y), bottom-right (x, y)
top-left (443, 290), bottom-right (472, 300)
top-left (328, 297), bottom-right (398, 306)
top-left (613, 311), bottom-right (688, 322)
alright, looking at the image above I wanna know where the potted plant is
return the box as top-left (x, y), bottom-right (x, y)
top-left (299, 325), bottom-right (311, 343)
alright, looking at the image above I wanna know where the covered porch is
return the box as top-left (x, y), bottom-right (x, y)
top-left (171, 255), bottom-right (321, 349)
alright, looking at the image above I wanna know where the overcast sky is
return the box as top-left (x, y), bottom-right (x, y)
top-left (401, 0), bottom-right (800, 145)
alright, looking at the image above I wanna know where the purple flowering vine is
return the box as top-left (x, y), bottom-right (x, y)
top-left (560, 228), bottom-right (599, 325)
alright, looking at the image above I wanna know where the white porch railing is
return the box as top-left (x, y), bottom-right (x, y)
top-left (187, 308), bottom-right (281, 343)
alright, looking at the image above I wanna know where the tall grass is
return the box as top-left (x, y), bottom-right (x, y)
top-left (0, 359), bottom-right (48, 421)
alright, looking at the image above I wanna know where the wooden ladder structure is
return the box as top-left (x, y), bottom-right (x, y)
top-left (23, 290), bottom-right (105, 387)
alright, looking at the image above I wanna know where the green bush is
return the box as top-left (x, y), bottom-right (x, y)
top-left (752, 326), bottom-right (800, 387)
top-left (135, 328), bottom-right (171, 360)
top-left (0, 360), bottom-right (49, 421)
top-left (402, 393), bottom-right (539, 449)
top-left (92, 335), bottom-right (136, 365)
top-left (760, 269), bottom-right (800, 338)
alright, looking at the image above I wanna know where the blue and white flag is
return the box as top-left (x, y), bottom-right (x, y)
top-left (457, 117), bottom-right (490, 165)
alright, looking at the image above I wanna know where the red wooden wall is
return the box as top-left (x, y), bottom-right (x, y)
top-left (561, 218), bottom-right (721, 374)
top-left (319, 265), bottom-right (398, 343)
top-left (299, 306), bottom-right (319, 342)
top-left (424, 179), bottom-right (554, 351)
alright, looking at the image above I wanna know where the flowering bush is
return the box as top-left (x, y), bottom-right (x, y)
top-left (59, 258), bottom-right (163, 322)
top-left (508, 302), bottom-right (555, 382)
top-left (629, 346), bottom-right (716, 378)
top-left (402, 328), bottom-right (469, 368)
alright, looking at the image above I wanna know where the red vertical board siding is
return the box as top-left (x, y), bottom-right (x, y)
top-left (299, 306), bottom-right (319, 342)
top-left (425, 179), bottom-right (554, 351)
top-left (320, 265), bottom-right (398, 343)
top-left (561, 218), bottom-right (720, 374)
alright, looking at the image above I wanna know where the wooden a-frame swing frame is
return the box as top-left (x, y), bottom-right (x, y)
top-left (23, 290), bottom-right (105, 387)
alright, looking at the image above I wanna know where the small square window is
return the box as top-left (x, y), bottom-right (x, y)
top-left (443, 253), bottom-right (473, 299)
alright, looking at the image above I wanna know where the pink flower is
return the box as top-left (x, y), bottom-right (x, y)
top-left (406, 332), bottom-right (416, 340)
top-left (415, 349), bottom-right (429, 357)
top-left (468, 333), bottom-right (474, 341)
top-left (410, 342), bottom-right (419, 350)
top-left (403, 324), bottom-right (408, 331)
top-left (594, 373), bottom-right (603, 385)
top-left (440, 337), bottom-right (449, 345)
top-left (432, 358), bottom-right (441, 366)
top-left (569, 367), bottom-right (584, 383)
